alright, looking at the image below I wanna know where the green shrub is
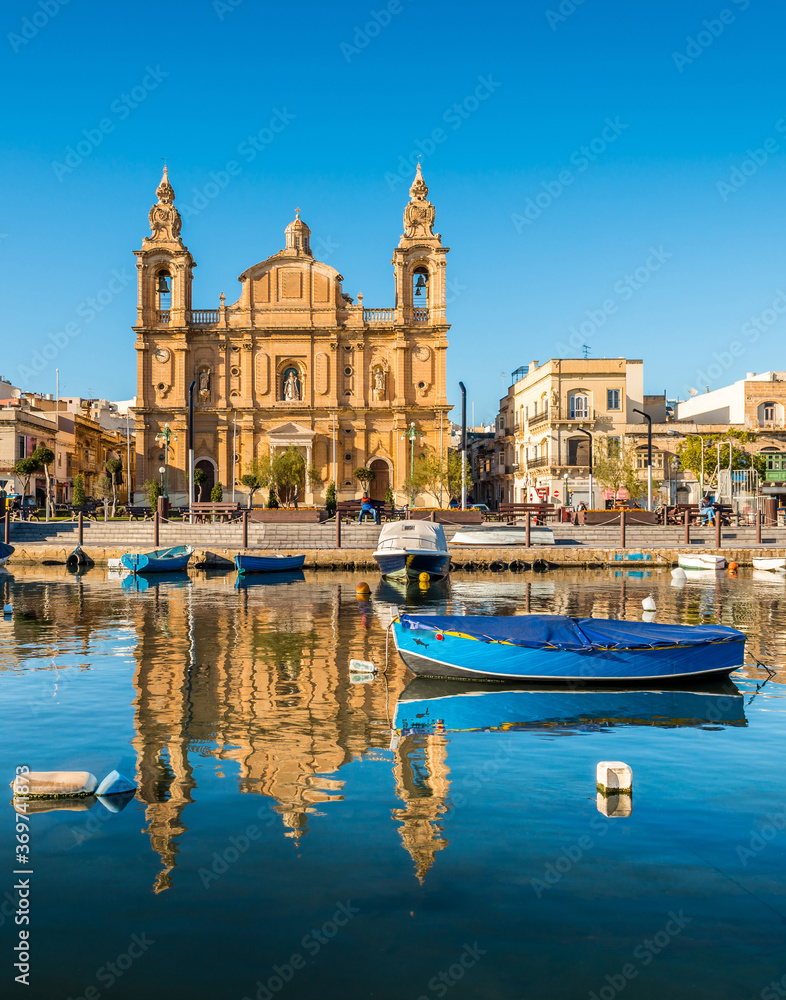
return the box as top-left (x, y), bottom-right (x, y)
top-left (210, 482), bottom-right (224, 502)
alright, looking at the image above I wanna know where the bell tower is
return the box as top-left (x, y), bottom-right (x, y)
top-left (392, 164), bottom-right (449, 326)
top-left (134, 167), bottom-right (195, 328)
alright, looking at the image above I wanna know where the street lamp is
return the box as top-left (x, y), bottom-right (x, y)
top-left (155, 423), bottom-right (177, 497)
top-left (562, 471), bottom-right (569, 506)
top-left (401, 421), bottom-right (419, 505)
top-left (158, 466), bottom-right (166, 491)
top-left (576, 427), bottom-right (593, 508)
top-left (632, 408), bottom-right (652, 511)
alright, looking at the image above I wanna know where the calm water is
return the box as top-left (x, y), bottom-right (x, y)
top-left (0, 565), bottom-right (784, 1000)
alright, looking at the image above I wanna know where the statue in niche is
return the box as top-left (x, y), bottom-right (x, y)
top-left (372, 367), bottom-right (386, 401)
top-left (284, 368), bottom-right (301, 401)
top-left (198, 368), bottom-right (211, 397)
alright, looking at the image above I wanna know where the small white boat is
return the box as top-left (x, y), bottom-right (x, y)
top-left (372, 521), bottom-right (450, 581)
top-left (450, 525), bottom-right (555, 546)
top-left (677, 553), bottom-right (726, 571)
top-left (752, 557), bottom-right (786, 572)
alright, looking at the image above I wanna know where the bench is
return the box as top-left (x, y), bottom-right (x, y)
top-left (664, 504), bottom-right (734, 526)
top-left (124, 505), bottom-right (152, 521)
top-left (498, 503), bottom-right (556, 525)
top-left (68, 504), bottom-right (98, 521)
top-left (189, 502), bottom-right (242, 523)
top-left (335, 500), bottom-right (400, 522)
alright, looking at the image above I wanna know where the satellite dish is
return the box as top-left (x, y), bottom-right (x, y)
top-left (688, 387), bottom-right (698, 396)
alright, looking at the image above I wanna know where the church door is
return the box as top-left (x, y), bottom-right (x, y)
top-left (195, 459), bottom-right (215, 501)
top-left (369, 459), bottom-right (389, 502)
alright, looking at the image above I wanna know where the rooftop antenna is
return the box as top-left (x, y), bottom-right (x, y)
top-left (582, 345), bottom-right (591, 359)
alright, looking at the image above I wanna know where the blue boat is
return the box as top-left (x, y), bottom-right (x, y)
top-left (392, 613), bottom-right (746, 683)
top-left (0, 541), bottom-right (14, 567)
top-left (235, 553), bottom-right (305, 574)
top-left (393, 678), bottom-right (746, 734)
top-left (120, 545), bottom-right (193, 574)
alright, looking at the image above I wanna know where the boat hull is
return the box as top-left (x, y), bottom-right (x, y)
top-left (752, 558), bottom-right (786, 572)
top-left (392, 623), bottom-right (744, 683)
top-left (235, 553), bottom-right (305, 574)
top-left (0, 542), bottom-right (14, 567)
top-left (677, 553), bottom-right (726, 570)
top-left (373, 550), bottom-right (451, 581)
top-left (393, 678), bottom-right (746, 733)
top-left (120, 547), bottom-right (193, 574)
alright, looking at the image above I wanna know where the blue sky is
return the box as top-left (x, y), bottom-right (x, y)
top-left (2, 0), bottom-right (785, 424)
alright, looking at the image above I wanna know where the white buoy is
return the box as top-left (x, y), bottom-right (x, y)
top-left (2, 604), bottom-right (11, 615)
top-left (642, 596), bottom-right (656, 612)
top-left (349, 658), bottom-right (377, 674)
top-left (596, 761), bottom-right (632, 795)
top-left (671, 568), bottom-right (686, 579)
top-left (641, 610), bottom-right (657, 623)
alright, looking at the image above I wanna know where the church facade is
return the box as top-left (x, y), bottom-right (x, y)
top-left (133, 166), bottom-right (452, 505)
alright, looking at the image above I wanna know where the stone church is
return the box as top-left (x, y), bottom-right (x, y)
top-left (133, 165), bottom-right (452, 505)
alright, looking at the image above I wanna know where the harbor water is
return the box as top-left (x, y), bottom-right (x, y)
top-left (0, 565), bottom-right (784, 1000)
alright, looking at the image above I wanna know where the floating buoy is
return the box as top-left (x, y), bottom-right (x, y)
top-left (356, 582), bottom-right (370, 598)
top-left (728, 562), bottom-right (738, 572)
top-left (418, 572), bottom-right (430, 584)
top-left (596, 761), bottom-right (632, 795)
top-left (642, 596), bottom-right (656, 612)
top-left (349, 658), bottom-right (376, 674)
top-left (2, 604), bottom-right (11, 615)
top-left (671, 567), bottom-right (686, 579)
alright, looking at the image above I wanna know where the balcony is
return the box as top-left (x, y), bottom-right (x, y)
top-left (528, 409), bottom-right (549, 428)
top-left (527, 457), bottom-right (551, 469)
top-left (364, 308), bottom-right (394, 323)
top-left (556, 409), bottom-right (598, 424)
top-left (155, 310), bottom-right (170, 325)
top-left (189, 309), bottom-right (219, 326)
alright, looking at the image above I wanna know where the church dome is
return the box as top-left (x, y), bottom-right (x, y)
top-left (284, 208), bottom-right (311, 255)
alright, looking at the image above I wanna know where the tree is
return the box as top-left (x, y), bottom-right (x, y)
top-left (593, 438), bottom-right (642, 503)
top-left (143, 478), bottom-right (161, 510)
top-left (447, 449), bottom-right (473, 502)
top-left (239, 457), bottom-right (268, 508)
top-left (354, 467), bottom-right (376, 491)
top-left (32, 446), bottom-right (55, 517)
top-left (72, 472), bottom-right (86, 507)
top-left (266, 486), bottom-right (279, 509)
top-left (192, 467), bottom-right (207, 501)
top-left (384, 484), bottom-right (394, 507)
top-left (14, 456), bottom-right (39, 499)
top-left (272, 446), bottom-right (305, 506)
top-left (324, 480), bottom-right (337, 515)
top-left (403, 448), bottom-right (472, 507)
top-left (210, 482), bottom-right (224, 502)
top-left (677, 430), bottom-right (761, 488)
top-left (95, 474), bottom-right (113, 520)
top-left (105, 457), bottom-right (123, 517)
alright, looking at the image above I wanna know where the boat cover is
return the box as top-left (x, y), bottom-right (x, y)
top-left (398, 614), bottom-right (744, 651)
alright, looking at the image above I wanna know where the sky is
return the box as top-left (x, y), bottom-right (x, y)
top-left (2, 0), bottom-right (786, 425)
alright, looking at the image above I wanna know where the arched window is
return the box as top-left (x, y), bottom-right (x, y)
top-left (569, 392), bottom-right (589, 419)
top-left (412, 267), bottom-right (429, 305)
top-left (156, 269), bottom-right (171, 312)
top-left (759, 401), bottom-right (779, 425)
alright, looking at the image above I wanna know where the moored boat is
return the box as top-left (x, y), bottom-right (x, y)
top-left (372, 521), bottom-right (450, 582)
top-left (450, 525), bottom-right (555, 546)
top-left (677, 553), bottom-right (726, 571)
top-left (0, 541), bottom-right (14, 567)
top-left (393, 677), bottom-right (746, 733)
top-left (235, 553), bottom-right (306, 574)
top-left (120, 545), bottom-right (193, 574)
top-left (752, 557), bottom-right (786, 572)
top-left (392, 613), bottom-right (745, 683)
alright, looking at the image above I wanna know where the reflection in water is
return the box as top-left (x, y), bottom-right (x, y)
top-left (2, 564), bottom-right (784, 896)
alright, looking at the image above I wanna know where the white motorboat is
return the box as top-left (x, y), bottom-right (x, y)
top-left (450, 525), bottom-right (555, 546)
top-left (677, 553), bottom-right (726, 571)
top-left (752, 557), bottom-right (786, 572)
top-left (372, 521), bottom-right (451, 582)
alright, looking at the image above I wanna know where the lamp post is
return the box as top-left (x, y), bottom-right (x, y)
top-left (402, 422), bottom-right (418, 506)
top-left (576, 427), bottom-right (593, 508)
top-left (562, 471), bottom-right (569, 507)
top-left (459, 381), bottom-right (467, 510)
top-left (632, 408), bottom-right (652, 511)
top-left (155, 423), bottom-right (177, 497)
top-left (158, 466), bottom-right (166, 491)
